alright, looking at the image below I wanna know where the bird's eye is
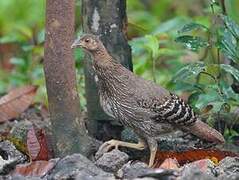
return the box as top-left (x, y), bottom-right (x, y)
top-left (85, 38), bottom-right (90, 43)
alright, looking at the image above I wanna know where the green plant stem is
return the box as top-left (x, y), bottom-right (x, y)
top-left (210, 1), bottom-right (222, 93)
top-left (210, 3), bottom-right (215, 14)
top-left (217, 49), bottom-right (223, 95)
top-left (151, 52), bottom-right (157, 83)
top-left (220, 0), bottom-right (227, 15)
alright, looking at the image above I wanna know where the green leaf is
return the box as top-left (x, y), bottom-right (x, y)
top-left (175, 35), bottom-right (209, 51)
top-left (224, 128), bottom-right (239, 140)
top-left (178, 22), bottom-right (208, 33)
top-left (226, 0), bottom-right (239, 25)
top-left (37, 29), bottom-right (45, 44)
top-left (221, 84), bottom-right (239, 103)
top-left (209, 102), bottom-right (227, 113)
top-left (196, 89), bottom-right (225, 113)
top-left (221, 15), bottom-right (239, 38)
top-left (157, 48), bottom-right (183, 56)
top-left (129, 37), bottom-right (146, 54)
top-left (188, 92), bottom-right (201, 110)
top-left (173, 81), bottom-right (200, 92)
top-left (153, 17), bottom-right (189, 34)
top-left (173, 62), bottom-right (206, 82)
top-left (219, 28), bottom-right (239, 62)
top-left (144, 35), bottom-right (159, 59)
top-left (0, 35), bottom-right (18, 43)
top-left (220, 64), bottom-right (239, 82)
top-left (10, 57), bottom-right (26, 67)
top-left (219, 15), bottom-right (239, 62)
top-left (197, 64), bottom-right (219, 85)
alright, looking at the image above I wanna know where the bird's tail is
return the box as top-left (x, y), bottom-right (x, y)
top-left (184, 120), bottom-right (225, 144)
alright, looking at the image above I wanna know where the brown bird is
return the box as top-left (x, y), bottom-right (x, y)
top-left (71, 34), bottom-right (225, 167)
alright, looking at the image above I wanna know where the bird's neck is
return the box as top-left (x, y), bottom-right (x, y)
top-left (92, 49), bottom-right (129, 92)
top-left (92, 47), bottom-right (118, 72)
top-left (93, 58), bottom-right (120, 82)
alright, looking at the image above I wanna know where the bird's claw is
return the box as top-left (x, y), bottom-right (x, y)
top-left (95, 139), bottom-right (120, 160)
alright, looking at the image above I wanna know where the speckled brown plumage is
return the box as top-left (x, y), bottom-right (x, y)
top-left (71, 34), bottom-right (225, 167)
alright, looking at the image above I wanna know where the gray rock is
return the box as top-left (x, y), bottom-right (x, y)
top-left (217, 157), bottom-right (239, 174)
top-left (0, 140), bottom-right (27, 175)
top-left (180, 164), bottom-right (216, 180)
top-left (47, 153), bottom-right (112, 180)
top-left (132, 178), bottom-right (156, 180)
top-left (138, 168), bottom-right (178, 180)
top-left (218, 173), bottom-right (239, 180)
top-left (0, 175), bottom-right (42, 180)
top-left (117, 161), bottom-right (178, 180)
top-left (183, 159), bottom-right (215, 177)
top-left (95, 149), bottom-right (129, 173)
top-left (117, 161), bottom-right (149, 179)
top-left (0, 121), bottom-right (17, 135)
top-left (75, 173), bottom-right (115, 180)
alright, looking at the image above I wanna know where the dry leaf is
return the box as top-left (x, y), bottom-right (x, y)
top-left (0, 85), bottom-right (37, 122)
top-left (14, 161), bottom-right (55, 177)
top-left (36, 129), bottom-right (53, 161)
top-left (27, 126), bottom-right (52, 161)
top-left (27, 126), bottom-right (40, 160)
top-left (154, 149), bottom-right (238, 168)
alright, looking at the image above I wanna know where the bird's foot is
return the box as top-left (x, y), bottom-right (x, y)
top-left (95, 139), bottom-right (146, 160)
top-left (95, 139), bottom-right (121, 159)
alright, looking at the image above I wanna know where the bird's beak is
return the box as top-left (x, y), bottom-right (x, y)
top-left (71, 38), bottom-right (82, 49)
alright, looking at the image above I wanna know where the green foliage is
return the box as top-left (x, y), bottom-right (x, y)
top-left (128, 0), bottom-right (239, 140)
top-left (130, 33), bottom-right (183, 84)
top-left (173, 62), bottom-right (206, 83)
top-left (0, 0), bottom-right (87, 109)
top-left (0, 0), bottom-right (45, 43)
top-left (175, 35), bottom-right (209, 52)
top-left (0, 0), bottom-right (46, 104)
top-left (178, 22), bottom-right (208, 33)
top-left (171, 2), bottom-right (239, 139)
top-left (218, 15), bottom-right (239, 62)
top-left (221, 64), bottom-right (239, 82)
top-left (1, 0), bottom-right (239, 140)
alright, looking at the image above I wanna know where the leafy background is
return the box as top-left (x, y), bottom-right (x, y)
top-left (0, 0), bottom-right (239, 141)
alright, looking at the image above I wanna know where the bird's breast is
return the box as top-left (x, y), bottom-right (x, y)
top-left (100, 94), bottom-right (116, 118)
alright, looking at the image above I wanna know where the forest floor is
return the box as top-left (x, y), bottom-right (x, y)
top-left (0, 104), bottom-right (239, 180)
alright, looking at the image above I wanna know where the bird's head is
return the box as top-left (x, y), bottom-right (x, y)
top-left (71, 34), bottom-right (102, 52)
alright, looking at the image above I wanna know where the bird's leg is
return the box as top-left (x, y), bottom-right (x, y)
top-left (95, 138), bottom-right (146, 159)
top-left (147, 139), bottom-right (158, 167)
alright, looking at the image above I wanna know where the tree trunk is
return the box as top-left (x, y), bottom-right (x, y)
top-left (44, 0), bottom-right (99, 157)
top-left (81, 0), bottom-right (132, 138)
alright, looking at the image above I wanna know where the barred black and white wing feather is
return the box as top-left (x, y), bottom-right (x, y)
top-left (151, 93), bottom-right (197, 126)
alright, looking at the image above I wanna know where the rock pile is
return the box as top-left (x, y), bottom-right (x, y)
top-left (1, 142), bottom-right (238, 180)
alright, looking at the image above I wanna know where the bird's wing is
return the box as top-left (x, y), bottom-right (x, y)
top-left (151, 93), bottom-right (197, 126)
top-left (126, 69), bottom-right (197, 126)
top-left (136, 91), bottom-right (197, 126)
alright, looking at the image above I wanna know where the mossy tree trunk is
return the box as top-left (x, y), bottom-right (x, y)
top-left (81, 0), bottom-right (132, 138)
